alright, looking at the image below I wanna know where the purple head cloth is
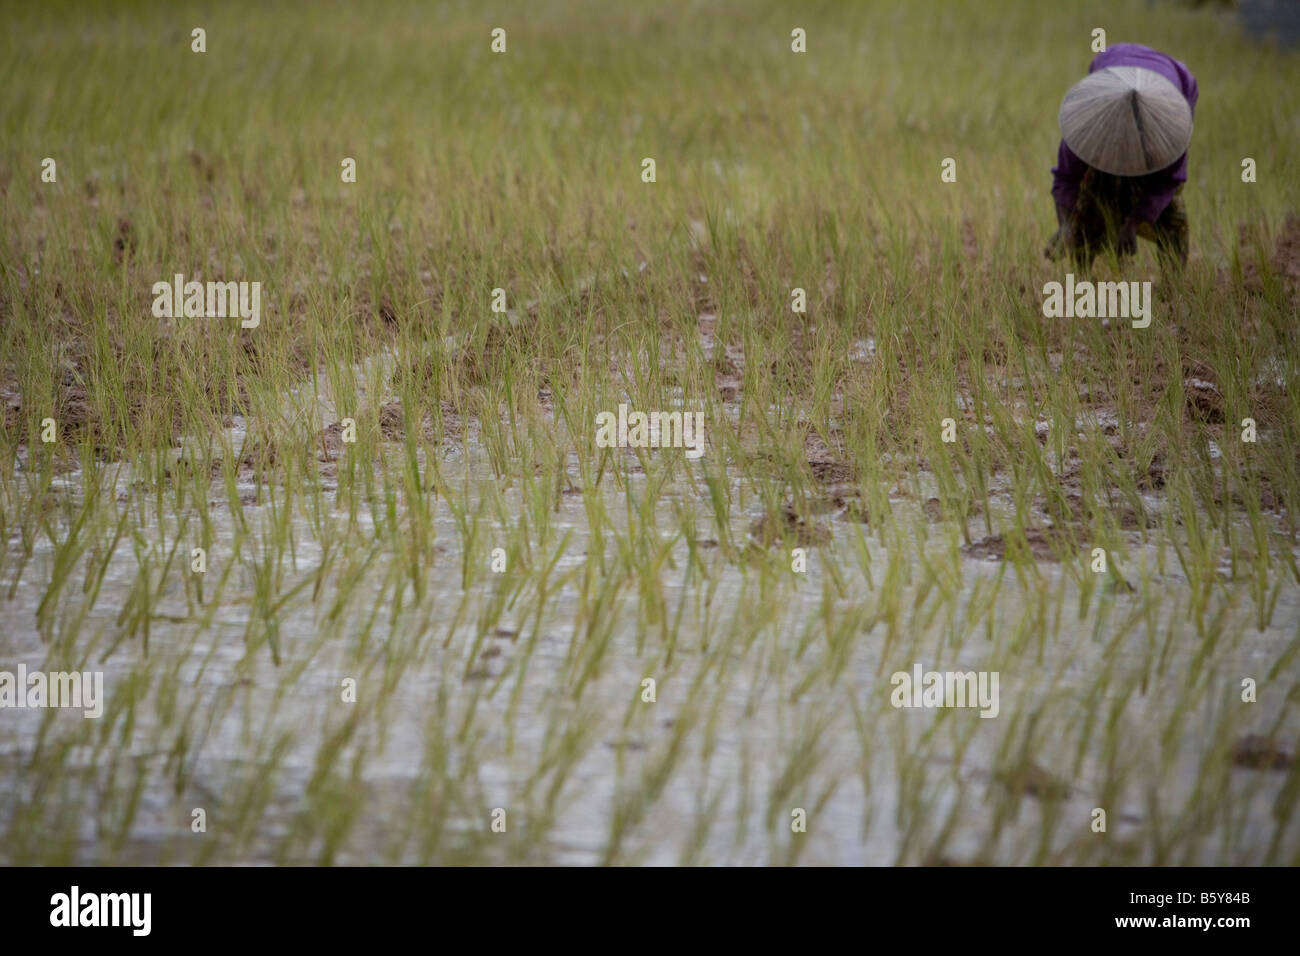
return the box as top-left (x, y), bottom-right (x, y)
top-left (1051, 43), bottom-right (1199, 223)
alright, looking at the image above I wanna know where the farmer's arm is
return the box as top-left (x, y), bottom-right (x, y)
top-left (1129, 156), bottom-right (1188, 225)
top-left (1046, 141), bottom-right (1088, 258)
top-left (1117, 161), bottom-right (1186, 255)
top-left (1051, 140), bottom-right (1087, 218)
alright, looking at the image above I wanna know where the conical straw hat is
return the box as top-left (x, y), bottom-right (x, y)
top-left (1059, 66), bottom-right (1193, 176)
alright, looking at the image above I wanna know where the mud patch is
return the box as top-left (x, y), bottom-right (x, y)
top-left (1240, 213), bottom-right (1300, 295)
top-left (1232, 734), bottom-right (1294, 771)
top-left (749, 504), bottom-right (833, 547)
top-left (962, 528), bottom-right (1063, 563)
top-left (1043, 491), bottom-right (1153, 531)
top-left (996, 763), bottom-right (1072, 801)
top-left (1183, 377), bottom-right (1225, 425)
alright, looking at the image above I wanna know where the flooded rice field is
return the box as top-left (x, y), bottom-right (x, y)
top-left (3, 351), bottom-right (1297, 866)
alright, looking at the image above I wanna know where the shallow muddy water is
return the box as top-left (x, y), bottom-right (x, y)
top-left (2, 367), bottom-right (1298, 865)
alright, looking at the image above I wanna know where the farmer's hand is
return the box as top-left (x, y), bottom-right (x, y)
top-left (1044, 228), bottom-right (1066, 261)
top-left (1040, 228), bottom-right (1060, 261)
top-left (1046, 202), bottom-right (1076, 261)
top-left (1117, 217), bottom-right (1139, 257)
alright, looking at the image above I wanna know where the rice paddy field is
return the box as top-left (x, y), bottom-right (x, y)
top-left (2, 0), bottom-right (1299, 866)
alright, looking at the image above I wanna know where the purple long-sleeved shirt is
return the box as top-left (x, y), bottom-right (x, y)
top-left (1051, 42), bottom-right (1198, 224)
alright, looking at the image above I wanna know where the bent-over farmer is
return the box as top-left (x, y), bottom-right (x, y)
top-left (1045, 42), bottom-right (1198, 269)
